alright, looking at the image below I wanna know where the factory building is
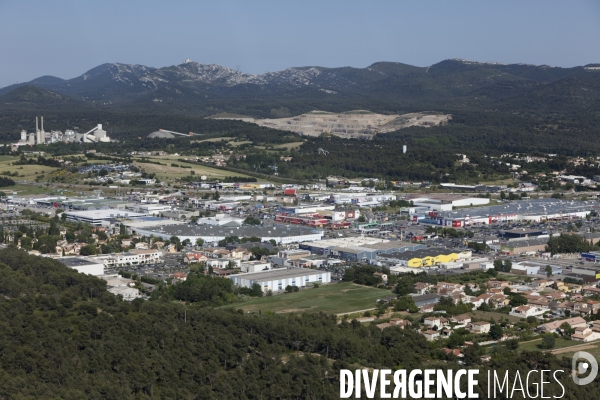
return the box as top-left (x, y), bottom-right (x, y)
top-left (14, 117), bottom-right (111, 147)
top-left (229, 268), bottom-right (331, 292)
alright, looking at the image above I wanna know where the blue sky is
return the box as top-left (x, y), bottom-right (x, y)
top-left (1, 0), bottom-right (599, 87)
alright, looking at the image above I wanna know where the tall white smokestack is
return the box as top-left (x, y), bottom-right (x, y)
top-left (41, 116), bottom-right (44, 132)
top-left (36, 117), bottom-right (39, 133)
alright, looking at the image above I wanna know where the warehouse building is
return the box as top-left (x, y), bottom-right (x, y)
top-left (407, 194), bottom-right (490, 211)
top-left (65, 209), bottom-right (148, 226)
top-left (130, 223), bottom-right (323, 245)
top-left (512, 262), bottom-right (541, 275)
top-left (571, 266), bottom-right (600, 279)
top-left (229, 268), bottom-right (331, 292)
top-left (60, 257), bottom-right (105, 276)
top-left (436, 199), bottom-right (592, 225)
top-left (299, 237), bottom-right (426, 261)
top-left (499, 238), bottom-right (549, 255)
top-left (377, 248), bottom-right (472, 268)
top-left (499, 228), bottom-right (545, 239)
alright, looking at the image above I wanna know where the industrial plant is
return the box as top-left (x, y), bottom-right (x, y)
top-left (12, 116), bottom-right (111, 149)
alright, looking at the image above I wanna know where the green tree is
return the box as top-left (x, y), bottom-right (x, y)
top-left (243, 215), bottom-right (261, 225)
top-left (285, 285), bottom-right (299, 293)
top-left (541, 333), bottom-right (556, 349)
top-left (79, 244), bottom-right (98, 256)
top-left (394, 296), bottom-right (418, 313)
top-left (489, 324), bottom-right (503, 340)
top-left (545, 265), bottom-right (553, 277)
top-left (493, 259), bottom-right (503, 271)
top-left (509, 294), bottom-right (528, 307)
top-left (559, 322), bottom-right (575, 339)
top-left (34, 234), bottom-right (57, 254)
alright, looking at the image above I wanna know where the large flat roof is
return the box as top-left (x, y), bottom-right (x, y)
top-left (380, 248), bottom-right (460, 260)
top-left (60, 257), bottom-right (103, 267)
top-left (66, 209), bottom-right (147, 219)
top-left (135, 223), bottom-right (322, 237)
top-left (439, 199), bottom-right (594, 219)
top-left (233, 268), bottom-right (326, 281)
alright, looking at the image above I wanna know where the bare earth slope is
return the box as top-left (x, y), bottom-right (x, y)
top-left (213, 110), bottom-right (451, 139)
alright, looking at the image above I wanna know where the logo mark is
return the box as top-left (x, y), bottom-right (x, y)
top-left (572, 351), bottom-right (598, 385)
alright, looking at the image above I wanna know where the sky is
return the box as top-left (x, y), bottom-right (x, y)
top-left (1, 0), bottom-right (600, 87)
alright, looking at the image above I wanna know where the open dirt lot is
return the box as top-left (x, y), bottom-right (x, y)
top-left (215, 110), bottom-right (451, 139)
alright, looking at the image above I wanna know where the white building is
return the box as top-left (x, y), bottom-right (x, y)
top-left (60, 257), bottom-right (105, 276)
top-left (207, 258), bottom-right (239, 269)
top-left (91, 249), bottom-right (161, 267)
top-left (65, 209), bottom-right (148, 226)
top-left (109, 286), bottom-right (142, 301)
top-left (240, 261), bottom-right (272, 273)
top-left (509, 305), bottom-right (548, 318)
top-left (230, 268), bottom-right (331, 292)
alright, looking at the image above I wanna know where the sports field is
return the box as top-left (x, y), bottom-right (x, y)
top-left (221, 282), bottom-right (389, 314)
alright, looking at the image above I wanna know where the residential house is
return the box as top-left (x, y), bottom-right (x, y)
top-left (509, 305), bottom-right (548, 318)
top-left (207, 258), bottom-right (238, 269)
top-left (171, 272), bottom-right (188, 281)
top-left (443, 348), bottom-right (463, 357)
top-left (184, 252), bottom-right (209, 264)
top-left (471, 294), bottom-right (492, 308)
top-left (423, 316), bottom-right (448, 328)
top-left (469, 321), bottom-right (491, 334)
top-left (414, 282), bottom-right (433, 295)
top-left (572, 327), bottom-right (600, 342)
top-left (531, 279), bottom-right (554, 289)
top-left (436, 282), bottom-right (464, 296)
top-left (537, 317), bottom-right (587, 333)
top-left (230, 247), bottom-right (252, 261)
top-left (450, 314), bottom-right (472, 327)
top-left (487, 280), bottom-right (510, 289)
top-left (489, 294), bottom-right (510, 309)
top-left (421, 330), bottom-right (440, 341)
top-left (376, 318), bottom-right (408, 330)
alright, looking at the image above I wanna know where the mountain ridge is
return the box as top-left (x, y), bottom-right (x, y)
top-left (1, 58), bottom-right (599, 119)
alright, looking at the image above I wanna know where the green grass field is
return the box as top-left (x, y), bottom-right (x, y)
top-left (4, 184), bottom-right (52, 196)
top-left (517, 337), bottom-right (585, 353)
top-left (221, 282), bottom-right (389, 314)
top-left (551, 340), bottom-right (600, 361)
top-left (0, 156), bottom-right (59, 181)
top-left (273, 141), bottom-right (305, 149)
top-left (132, 156), bottom-right (252, 181)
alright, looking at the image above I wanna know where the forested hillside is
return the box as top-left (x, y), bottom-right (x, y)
top-left (1, 58), bottom-right (600, 181)
top-left (0, 247), bottom-right (596, 398)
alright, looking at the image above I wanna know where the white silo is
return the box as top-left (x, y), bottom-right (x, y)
top-left (402, 145), bottom-right (407, 154)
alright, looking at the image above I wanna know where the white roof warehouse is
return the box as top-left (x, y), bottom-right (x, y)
top-left (229, 268), bottom-right (331, 292)
top-left (130, 223), bottom-right (323, 245)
